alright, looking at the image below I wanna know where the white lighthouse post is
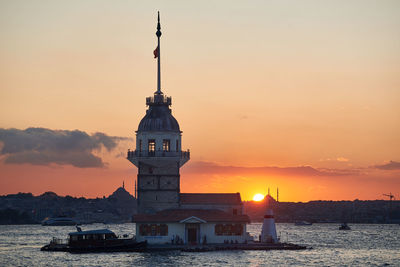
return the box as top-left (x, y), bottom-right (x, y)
top-left (260, 200), bottom-right (278, 243)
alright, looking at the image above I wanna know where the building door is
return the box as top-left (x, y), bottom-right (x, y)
top-left (188, 228), bottom-right (197, 244)
top-left (186, 224), bottom-right (199, 245)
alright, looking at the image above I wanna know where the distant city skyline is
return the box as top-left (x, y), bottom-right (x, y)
top-left (0, 1), bottom-right (399, 201)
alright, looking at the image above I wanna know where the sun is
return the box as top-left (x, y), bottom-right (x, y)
top-left (253, 193), bottom-right (265, 201)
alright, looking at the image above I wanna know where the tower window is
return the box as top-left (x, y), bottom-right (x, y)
top-left (148, 139), bottom-right (155, 154)
top-left (176, 140), bottom-right (179, 151)
top-left (139, 140), bottom-right (142, 152)
top-left (163, 139), bottom-right (170, 152)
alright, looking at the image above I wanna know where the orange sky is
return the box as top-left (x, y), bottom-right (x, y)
top-left (0, 1), bottom-right (399, 201)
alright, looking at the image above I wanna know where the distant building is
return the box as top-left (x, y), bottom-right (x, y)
top-left (127, 13), bottom-right (250, 245)
top-left (107, 183), bottom-right (137, 222)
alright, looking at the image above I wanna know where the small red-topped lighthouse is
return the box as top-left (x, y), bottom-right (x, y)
top-left (260, 193), bottom-right (278, 243)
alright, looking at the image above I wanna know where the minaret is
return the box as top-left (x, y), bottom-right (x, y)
top-left (277, 187), bottom-right (279, 202)
top-left (127, 13), bottom-right (190, 214)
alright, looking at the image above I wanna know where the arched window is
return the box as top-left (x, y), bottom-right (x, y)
top-left (215, 224), bottom-right (223, 235)
top-left (148, 139), bottom-right (155, 155)
top-left (214, 224), bottom-right (243, 236)
top-left (163, 139), bottom-right (170, 152)
top-left (139, 224), bottom-right (168, 236)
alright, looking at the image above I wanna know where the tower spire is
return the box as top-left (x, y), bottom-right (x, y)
top-left (155, 11), bottom-right (162, 95)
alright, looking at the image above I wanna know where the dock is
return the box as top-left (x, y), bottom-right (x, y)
top-left (41, 242), bottom-right (308, 253)
top-left (148, 242), bottom-right (308, 252)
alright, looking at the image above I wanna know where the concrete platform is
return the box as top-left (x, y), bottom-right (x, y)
top-left (41, 242), bottom-right (309, 253)
top-left (146, 242), bottom-right (308, 252)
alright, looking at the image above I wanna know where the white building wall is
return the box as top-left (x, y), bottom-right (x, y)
top-left (135, 222), bottom-right (247, 244)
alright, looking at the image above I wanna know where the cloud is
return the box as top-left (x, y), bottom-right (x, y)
top-left (0, 127), bottom-right (129, 168)
top-left (336, 157), bottom-right (349, 162)
top-left (184, 161), bottom-right (357, 177)
top-left (374, 161), bottom-right (400, 170)
top-left (319, 157), bottom-right (349, 162)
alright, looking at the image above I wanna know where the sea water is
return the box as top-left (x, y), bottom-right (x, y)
top-left (0, 223), bottom-right (399, 266)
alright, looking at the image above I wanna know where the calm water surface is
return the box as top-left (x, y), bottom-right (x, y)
top-left (0, 223), bottom-right (399, 266)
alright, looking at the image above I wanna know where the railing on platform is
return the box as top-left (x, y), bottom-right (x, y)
top-left (50, 237), bottom-right (69, 245)
top-left (146, 95), bottom-right (171, 106)
top-left (127, 149), bottom-right (190, 159)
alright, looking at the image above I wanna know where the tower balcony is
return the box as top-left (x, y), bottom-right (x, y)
top-left (146, 95), bottom-right (171, 106)
top-left (127, 149), bottom-right (190, 167)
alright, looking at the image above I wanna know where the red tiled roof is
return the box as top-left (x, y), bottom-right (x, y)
top-left (133, 209), bottom-right (250, 223)
top-left (180, 193), bottom-right (242, 205)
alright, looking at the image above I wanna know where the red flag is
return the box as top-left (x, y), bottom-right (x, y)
top-left (153, 46), bottom-right (159, 58)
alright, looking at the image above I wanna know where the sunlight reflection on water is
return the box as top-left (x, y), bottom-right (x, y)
top-left (0, 223), bottom-right (399, 266)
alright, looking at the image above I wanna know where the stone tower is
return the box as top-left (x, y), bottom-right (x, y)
top-left (127, 12), bottom-right (190, 214)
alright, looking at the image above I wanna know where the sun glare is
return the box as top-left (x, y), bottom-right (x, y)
top-left (253, 193), bottom-right (264, 201)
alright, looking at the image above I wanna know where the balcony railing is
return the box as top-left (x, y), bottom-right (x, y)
top-left (127, 149), bottom-right (190, 159)
top-left (146, 95), bottom-right (171, 106)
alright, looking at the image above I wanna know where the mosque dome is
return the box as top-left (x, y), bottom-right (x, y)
top-left (137, 104), bottom-right (180, 132)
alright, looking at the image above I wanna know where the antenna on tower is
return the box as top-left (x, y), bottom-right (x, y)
top-left (268, 187), bottom-right (270, 196)
top-left (155, 11), bottom-right (162, 95)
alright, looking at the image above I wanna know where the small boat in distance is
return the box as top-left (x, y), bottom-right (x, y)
top-left (294, 221), bottom-right (312, 226)
top-left (41, 227), bottom-right (146, 253)
top-left (339, 222), bottom-right (351, 230)
top-left (41, 217), bottom-right (79, 226)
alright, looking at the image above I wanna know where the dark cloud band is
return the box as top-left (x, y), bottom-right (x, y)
top-left (374, 161), bottom-right (400, 170)
top-left (0, 127), bottom-right (128, 168)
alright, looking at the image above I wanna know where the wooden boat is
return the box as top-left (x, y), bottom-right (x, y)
top-left (294, 221), bottom-right (312, 226)
top-left (41, 217), bottom-right (79, 226)
top-left (41, 228), bottom-right (146, 253)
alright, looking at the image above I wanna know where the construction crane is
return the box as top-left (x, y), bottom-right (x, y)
top-left (383, 193), bottom-right (395, 210)
top-left (383, 193), bottom-right (395, 201)
top-left (383, 193), bottom-right (396, 222)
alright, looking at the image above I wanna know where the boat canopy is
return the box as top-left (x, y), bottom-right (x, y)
top-left (68, 229), bottom-right (115, 236)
